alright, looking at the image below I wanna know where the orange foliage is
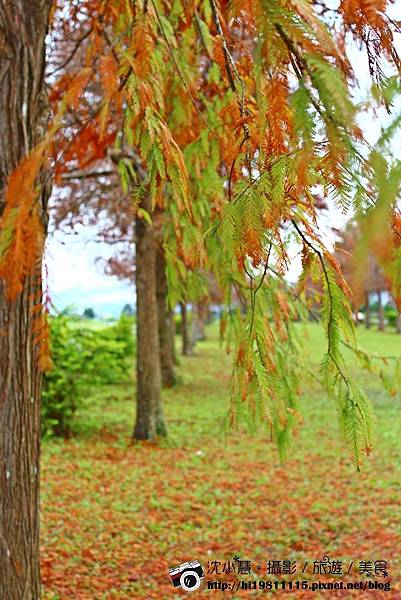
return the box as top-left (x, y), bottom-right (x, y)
top-left (100, 54), bottom-right (119, 102)
top-left (130, 18), bottom-right (154, 77)
top-left (63, 68), bottom-right (93, 110)
top-left (340, 0), bottom-right (388, 29)
top-left (55, 124), bottom-right (116, 177)
top-left (264, 76), bottom-right (293, 157)
top-left (0, 144), bottom-right (48, 298)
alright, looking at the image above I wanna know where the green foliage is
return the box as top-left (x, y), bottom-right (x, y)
top-left (42, 315), bottom-right (134, 438)
top-left (385, 306), bottom-right (398, 328)
top-left (316, 258), bottom-right (376, 470)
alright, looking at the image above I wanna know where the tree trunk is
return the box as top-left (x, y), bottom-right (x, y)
top-left (364, 291), bottom-right (371, 329)
top-left (191, 306), bottom-right (201, 347)
top-left (396, 313), bottom-right (401, 334)
top-left (0, 283), bottom-right (43, 600)
top-left (0, 2), bottom-right (52, 597)
top-left (377, 289), bottom-right (385, 331)
top-left (156, 246), bottom-right (177, 387)
top-left (195, 298), bottom-right (209, 342)
top-left (171, 308), bottom-right (178, 365)
top-left (133, 196), bottom-right (166, 439)
top-left (180, 301), bottom-right (194, 356)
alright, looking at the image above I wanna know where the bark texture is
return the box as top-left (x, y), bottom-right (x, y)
top-left (0, 1), bottom-right (52, 598)
top-left (156, 246), bottom-right (176, 388)
top-left (133, 195), bottom-right (165, 439)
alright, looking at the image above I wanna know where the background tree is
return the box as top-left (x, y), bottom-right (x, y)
top-left (156, 242), bottom-right (177, 386)
top-left (83, 307), bottom-right (96, 319)
top-left (180, 301), bottom-right (194, 356)
top-left (121, 303), bottom-right (134, 317)
top-left (47, 1), bottom-right (168, 439)
top-left (334, 223), bottom-right (390, 330)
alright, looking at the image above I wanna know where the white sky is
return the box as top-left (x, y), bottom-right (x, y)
top-left (46, 227), bottom-right (134, 317)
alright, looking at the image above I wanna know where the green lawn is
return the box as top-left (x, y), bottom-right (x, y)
top-left (41, 323), bottom-right (401, 599)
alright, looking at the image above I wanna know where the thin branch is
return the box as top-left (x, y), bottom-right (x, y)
top-left (228, 135), bottom-right (247, 202)
top-left (48, 27), bottom-right (93, 77)
top-left (247, 246), bottom-right (272, 337)
top-left (340, 339), bottom-right (401, 363)
top-left (101, 28), bottom-right (120, 67)
top-left (208, 0), bottom-right (236, 92)
top-left (254, 244), bottom-right (272, 296)
top-left (62, 170), bottom-right (115, 180)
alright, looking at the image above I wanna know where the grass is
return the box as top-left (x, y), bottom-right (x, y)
top-left (41, 323), bottom-right (401, 599)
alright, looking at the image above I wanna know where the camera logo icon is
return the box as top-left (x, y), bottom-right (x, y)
top-left (169, 560), bottom-right (204, 592)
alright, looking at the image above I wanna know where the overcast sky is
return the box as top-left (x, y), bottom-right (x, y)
top-left (46, 227), bottom-right (134, 318)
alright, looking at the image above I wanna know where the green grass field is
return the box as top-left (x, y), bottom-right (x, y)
top-left (41, 324), bottom-right (401, 599)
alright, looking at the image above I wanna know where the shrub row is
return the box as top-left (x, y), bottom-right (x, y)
top-left (42, 315), bottom-right (134, 438)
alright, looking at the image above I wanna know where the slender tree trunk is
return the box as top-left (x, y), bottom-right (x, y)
top-left (133, 196), bottom-right (166, 439)
top-left (191, 300), bottom-right (208, 345)
top-left (180, 301), bottom-right (193, 356)
top-left (396, 313), bottom-right (401, 334)
top-left (377, 289), bottom-right (385, 331)
top-left (192, 306), bottom-right (201, 347)
top-left (156, 245), bottom-right (176, 388)
top-left (364, 291), bottom-right (371, 329)
top-left (197, 298), bottom-right (209, 341)
top-left (171, 308), bottom-right (178, 365)
top-left (0, 2), bottom-right (51, 597)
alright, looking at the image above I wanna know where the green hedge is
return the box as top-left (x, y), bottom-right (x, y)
top-left (42, 315), bottom-right (134, 438)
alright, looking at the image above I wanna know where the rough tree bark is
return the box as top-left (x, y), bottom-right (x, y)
top-left (0, 1), bottom-right (52, 598)
top-left (155, 245), bottom-right (176, 388)
top-left (133, 195), bottom-right (166, 439)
